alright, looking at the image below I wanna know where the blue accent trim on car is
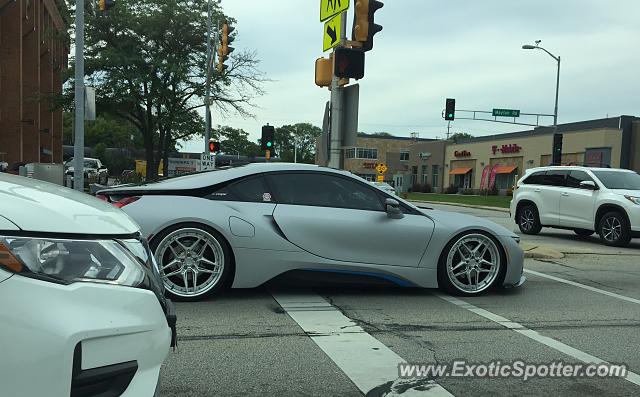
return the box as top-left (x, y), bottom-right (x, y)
top-left (303, 269), bottom-right (417, 287)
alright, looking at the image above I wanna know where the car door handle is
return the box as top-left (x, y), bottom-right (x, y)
top-left (561, 192), bottom-right (569, 197)
top-left (534, 189), bottom-right (541, 193)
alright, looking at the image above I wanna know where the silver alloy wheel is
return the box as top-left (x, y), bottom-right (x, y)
top-left (154, 228), bottom-right (225, 298)
top-left (446, 233), bottom-right (501, 293)
top-left (520, 209), bottom-right (535, 231)
top-left (602, 216), bottom-right (622, 242)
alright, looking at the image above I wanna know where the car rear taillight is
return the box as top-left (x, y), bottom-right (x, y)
top-left (96, 194), bottom-right (109, 202)
top-left (114, 196), bottom-right (140, 208)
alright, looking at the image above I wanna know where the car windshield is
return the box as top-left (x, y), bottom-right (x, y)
top-left (84, 160), bottom-right (99, 168)
top-left (592, 171), bottom-right (640, 190)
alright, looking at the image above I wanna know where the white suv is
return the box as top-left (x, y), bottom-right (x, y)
top-left (511, 166), bottom-right (640, 247)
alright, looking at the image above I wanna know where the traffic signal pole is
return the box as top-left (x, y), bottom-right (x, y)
top-left (73, 0), bottom-right (86, 191)
top-left (327, 10), bottom-right (347, 169)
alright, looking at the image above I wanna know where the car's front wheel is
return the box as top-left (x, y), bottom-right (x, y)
top-left (151, 223), bottom-right (232, 301)
top-left (438, 231), bottom-right (505, 295)
top-left (598, 211), bottom-right (631, 247)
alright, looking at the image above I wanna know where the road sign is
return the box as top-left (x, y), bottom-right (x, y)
top-left (320, 0), bottom-right (349, 21)
top-left (342, 84), bottom-right (359, 147)
top-left (492, 108), bottom-right (520, 118)
top-left (377, 175), bottom-right (384, 182)
top-left (201, 153), bottom-right (216, 171)
top-left (376, 163), bottom-right (388, 174)
top-left (323, 13), bottom-right (342, 52)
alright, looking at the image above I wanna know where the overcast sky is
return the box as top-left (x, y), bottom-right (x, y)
top-left (182, 0), bottom-right (640, 152)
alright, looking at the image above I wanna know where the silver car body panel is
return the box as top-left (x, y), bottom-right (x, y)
top-left (105, 163), bottom-right (524, 289)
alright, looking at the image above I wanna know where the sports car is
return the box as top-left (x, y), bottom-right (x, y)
top-left (98, 163), bottom-right (525, 301)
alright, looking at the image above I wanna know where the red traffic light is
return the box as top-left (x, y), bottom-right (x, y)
top-left (208, 140), bottom-right (220, 153)
top-left (334, 48), bottom-right (365, 80)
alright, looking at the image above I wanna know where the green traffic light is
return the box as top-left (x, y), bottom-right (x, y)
top-left (448, 113), bottom-right (453, 118)
top-left (267, 141), bottom-right (272, 147)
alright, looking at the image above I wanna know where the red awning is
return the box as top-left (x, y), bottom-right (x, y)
top-left (449, 167), bottom-right (473, 175)
top-left (493, 165), bottom-right (518, 174)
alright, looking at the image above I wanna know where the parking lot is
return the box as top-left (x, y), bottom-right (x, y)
top-left (159, 204), bottom-right (640, 396)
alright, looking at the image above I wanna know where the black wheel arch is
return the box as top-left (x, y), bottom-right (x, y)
top-left (515, 200), bottom-right (538, 222)
top-left (595, 204), bottom-right (631, 231)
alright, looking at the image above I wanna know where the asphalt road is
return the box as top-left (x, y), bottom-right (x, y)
top-left (159, 204), bottom-right (640, 397)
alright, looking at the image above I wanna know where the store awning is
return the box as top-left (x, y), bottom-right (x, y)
top-left (493, 165), bottom-right (518, 174)
top-left (449, 167), bottom-right (473, 175)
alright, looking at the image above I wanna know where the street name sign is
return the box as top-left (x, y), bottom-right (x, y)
top-left (492, 108), bottom-right (520, 118)
top-left (320, 0), bottom-right (349, 21)
top-left (323, 13), bottom-right (342, 52)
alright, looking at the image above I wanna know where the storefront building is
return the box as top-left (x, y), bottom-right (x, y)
top-left (444, 116), bottom-right (640, 192)
top-left (0, 0), bottom-right (68, 165)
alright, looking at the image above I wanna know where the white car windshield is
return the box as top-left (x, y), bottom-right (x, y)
top-left (592, 171), bottom-right (640, 190)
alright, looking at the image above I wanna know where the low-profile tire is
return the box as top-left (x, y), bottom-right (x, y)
top-left (574, 228), bottom-right (594, 237)
top-left (437, 231), bottom-right (506, 296)
top-left (517, 204), bottom-right (542, 235)
top-left (150, 223), bottom-right (233, 301)
top-left (598, 211), bottom-right (631, 247)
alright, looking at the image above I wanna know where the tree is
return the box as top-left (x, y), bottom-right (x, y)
top-left (274, 123), bottom-right (322, 163)
top-left (449, 132), bottom-right (473, 143)
top-left (62, 112), bottom-right (142, 149)
top-left (216, 125), bottom-right (260, 158)
top-left (69, 0), bottom-right (266, 180)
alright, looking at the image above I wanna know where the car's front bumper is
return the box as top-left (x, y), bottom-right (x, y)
top-left (0, 275), bottom-right (172, 397)
top-left (498, 235), bottom-right (525, 288)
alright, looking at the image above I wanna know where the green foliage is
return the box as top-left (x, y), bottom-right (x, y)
top-left (216, 125), bottom-right (261, 158)
top-left (274, 123), bottom-right (322, 163)
top-left (93, 143), bottom-right (107, 161)
top-left (449, 132), bottom-right (474, 143)
top-left (63, 112), bottom-right (142, 148)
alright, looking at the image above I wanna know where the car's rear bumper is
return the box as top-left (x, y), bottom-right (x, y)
top-left (0, 275), bottom-right (171, 397)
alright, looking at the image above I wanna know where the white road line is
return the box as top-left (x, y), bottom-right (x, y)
top-left (524, 269), bottom-right (640, 305)
top-left (436, 293), bottom-right (640, 387)
top-left (270, 291), bottom-right (453, 397)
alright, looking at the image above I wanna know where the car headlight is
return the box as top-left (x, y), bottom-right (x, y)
top-left (624, 195), bottom-right (640, 205)
top-left (0, 236), bottom-right (145, 287)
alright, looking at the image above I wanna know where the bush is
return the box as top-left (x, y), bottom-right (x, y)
top-left (487, 185), bottom-right (499, 196)
top-left (420, 183), bottom-right (432, 193)
top-left (411, 183), bottom-right (422, 193)
top-left (506, 188), bottom-right (514, 197)
top-left (461, 189), bottom-right (476, 195)
top-left (444, 185), bottom-right (458, 194)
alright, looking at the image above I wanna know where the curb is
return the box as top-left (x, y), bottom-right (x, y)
top-left (409, 200), bottom-right (510, 213)
top-left (521, 243), bottom-right (565, 259)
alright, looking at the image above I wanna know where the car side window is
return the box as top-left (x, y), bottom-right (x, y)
top-left (208, 175), bottom-right (272, 203)
top-left (566, 170), bottom-right (594, 189)
top-left (542, 170), bottom-right (568, 187)
top-left (523, 171), bottom-right (545, 185)
top-left (267, 173), bottom-right (384, 211)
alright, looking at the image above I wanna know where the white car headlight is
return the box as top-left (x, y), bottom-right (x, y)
top-left (624, 195), bottom-right (640, 205)
top-left (0, 236), bottom-right (145, 287)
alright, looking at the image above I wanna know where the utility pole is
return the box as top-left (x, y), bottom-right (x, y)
top-left (73, 0), bottom-right (85, 191)
top-left (327, 10), bottom-right (347, 169)
top-left (205, 0), bottom-right (212, 152)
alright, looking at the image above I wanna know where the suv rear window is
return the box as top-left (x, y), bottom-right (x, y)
top-left (542, 170), bottom-right (568, 187)
top-left (523, 171), bottom-right (545, 185)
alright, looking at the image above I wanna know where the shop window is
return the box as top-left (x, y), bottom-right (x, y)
top-left (400, 151), bottom-right (409, 161)
top-left (432, 165), bottom-right (439, 188)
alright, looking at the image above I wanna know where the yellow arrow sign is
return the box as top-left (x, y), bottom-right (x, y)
top-left (320, 0), bottom-right (349, 22)
top-left (323, 13), bottom-right (341, 52)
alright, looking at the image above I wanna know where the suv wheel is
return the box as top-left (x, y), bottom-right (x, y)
top-left (574, 229), bottom-right (594, 237)
top-left (598, 211), bottom-right (631, 247)
top-left (518, 205), bottom-right (542, 235)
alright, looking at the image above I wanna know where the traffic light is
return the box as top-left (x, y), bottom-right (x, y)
top-left (552, 133), bottom-right (563, 165)
top-left (261, 125), bottom-right (275, 151)
top-left (217, 20), bottom-right (235, 73)
top-left (208, 139), bottom-right (220, 153)
top-left (334, 47), bottom-right (365, 80)
top-left (445, 98), bottom-right (456, 121)
top-left (98, 0), bottom-right (116, 11)
top-left (315, 57), bottom-right (332, 87)
top-left (352, 0), bottom-right (383, 52)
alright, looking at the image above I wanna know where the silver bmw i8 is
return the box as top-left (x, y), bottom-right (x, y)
top-left (98, 163), bottom-right (525, 301)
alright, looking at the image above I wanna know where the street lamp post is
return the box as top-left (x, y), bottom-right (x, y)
top-left (522, 41), bottom-right (561, 162)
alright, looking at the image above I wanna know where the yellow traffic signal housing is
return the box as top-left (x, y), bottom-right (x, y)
top-left (315, 57), bottom-right (332, 87)
top-left (98, 0), bottom-right (116, 11)
top-left (217, 20), bottom-right (235, 74)
top-left (352, 0), bottom-right (383, 51)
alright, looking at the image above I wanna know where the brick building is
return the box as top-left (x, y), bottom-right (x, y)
top-left (0, 0), bottom-right (68, 165)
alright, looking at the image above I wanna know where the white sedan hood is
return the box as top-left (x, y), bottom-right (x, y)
top-left (0, 173), bottom-right (139, 235)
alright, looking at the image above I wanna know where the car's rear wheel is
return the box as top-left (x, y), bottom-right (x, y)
top-left (598, 211), bottom-right (631, 247)
top-left (438, 231), bottom-right (505, 295)
top-left (518, 204), bottom-right (542, 235)
top-left (574, 228), bottom-right (594, 237)
top-left (151, 223), bottom-right (232, 301)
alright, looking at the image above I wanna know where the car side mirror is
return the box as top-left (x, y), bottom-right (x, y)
top-left (579, 180), bottom-right (598, 190)
top-left (99, 165), bottom-right (106, 170)
top-left (385, 198), bottom-right (404, 219)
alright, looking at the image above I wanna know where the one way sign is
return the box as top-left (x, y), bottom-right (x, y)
top-left (323, 12), bottom-right (342, 52)
top-left (320, 0), bottom-right (349, 22)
